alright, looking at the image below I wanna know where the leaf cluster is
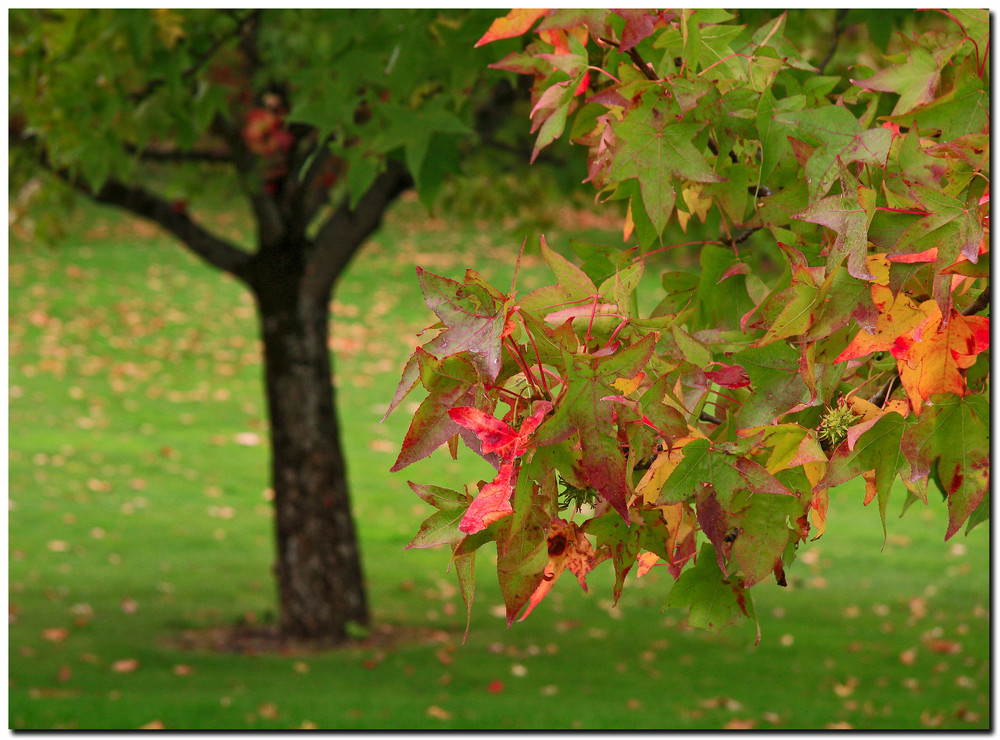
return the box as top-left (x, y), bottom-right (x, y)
top-left (389, 9), bottom-right (989, 640)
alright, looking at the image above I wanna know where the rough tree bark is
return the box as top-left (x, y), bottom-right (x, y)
top-left (253, 271), bottom-right (368, 638)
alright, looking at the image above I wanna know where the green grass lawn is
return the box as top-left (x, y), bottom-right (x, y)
top-left (8, 198), bottom-right (989, 729)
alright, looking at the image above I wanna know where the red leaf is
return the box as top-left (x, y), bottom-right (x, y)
top-left (459, 464), bottom-right (516, 534)
top-left (705, 362), bottom-right (751, 388)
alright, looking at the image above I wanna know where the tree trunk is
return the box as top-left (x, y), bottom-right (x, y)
top-left (254, 269), bottom-right (368, 642)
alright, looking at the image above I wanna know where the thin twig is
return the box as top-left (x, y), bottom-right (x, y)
top-left (598, 37), bottom-right (658, 81)
top-left (700, 411), bottom-right (724, 425)
top-left (817, 9), bottom-right (849, 75)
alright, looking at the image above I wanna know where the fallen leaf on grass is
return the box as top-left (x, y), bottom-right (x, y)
top-left (825, 721), bottom-right (853, 729)
top-left (925, 639), bottom-right (961, 654)
top-left (833, 676), bottom-right (857, 697)
top-left (257, 702), bottom-right (278, 720)
top-left (56, 665), bottom-right (72, 683)
top-left (172, 664), bottom-right (194, 676)
top-left (41, 628), bottom-right (69, 642)
top-left (724, 718), bottom-right (756, 729)
top-left (47, 540), bottom-right (70, 552)
top-left (487, 680), bottom-right (504, 694)
top-left (112, 659), bottom-right (139, 673)
top-left (234, 432), bottom-right (262, 446)
top-left (426, 705), bottom-right (452, 720)
top-left (139, 720), bottom-right (165, 729)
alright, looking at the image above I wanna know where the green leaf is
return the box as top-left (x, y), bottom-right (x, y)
top-left (793, 166), bottom-right (877, 280)
top-left (659, 438), bottom-right (793, 512)
top-left (815, 411), bottom-right (908, 539)
top-left (452, 546), bottom-right (476, 643)
top-left (665, 543), bottom-right (757, 634)
top-left (774, 105), bottom-right (892, 202)
top-left (884, 61), bottom-right (988, 140)
top-left (416, 267), bottom-right (506, 380)
top-left (730, 342), bottom-right (812, 427)
top-left (852, 44), bottom-right (940, 116)
top-left (609, 100), bottom-right (723, 234)
top-left (496, 506), bottom-right (549, 626)
top-left (581, 512), bottom-right (641, 604)
top-left (533, 335), bottom-right (657, 520)
top-left (730, 490), bottom-right (802, 587)
top-left (390, 350), bottom-right (481, 472)
top-left (900, 394), bottom-right (989, 539)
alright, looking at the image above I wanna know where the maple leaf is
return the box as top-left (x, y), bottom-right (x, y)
top-left (834, 285), bottom-right (936, 364)
top-left (581, 511), bottom-right (641, 604)
top-left (660, 438), bottom-right (794, 513)
top-left (448, 401), bottom-right (552, 462)
top-left (390, 350), bottom-right (482, 472)
top-left (730, 489), bottom-right (803, 587)
top-left (890, 309), bottom-right (989, 414)
top-left (793, 165), bottom-right (878, 280)
top-left (814, 412), bottom-right (908, 540)
top-left (900, 394), bottom-right (988, 539)
top-left (405, 482), bottom-right (470, 549)
top-left (704, 363), bottom-right (751, 389)
top-left (417, 268), bottom-right (506, 381)
top-left (851, 43), bottom-right (941, 116)
top-left (383, 269), bottom-right (505, 422)
top-left (665, 543), bottom-right (759, 641)
top-left (519, 518), bottom-right (608, 620)
top-left (459, 463), bottom-right (517, 534)
top-left (475, 9), bottom-right (548, 47)
top-left (447, 401), bottom-right (553, 534)
top-left (532, 334), bottom-right (657, 521)
top-left (774, 105), bottom-right (892, 202)
top-left (608, 100), bottom-right (723, 234)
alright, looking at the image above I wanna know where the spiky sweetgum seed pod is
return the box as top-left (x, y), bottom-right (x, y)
top-left (818, 404), bottom-right (857, 447)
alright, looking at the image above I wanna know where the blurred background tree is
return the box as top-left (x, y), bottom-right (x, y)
top-left (8, 8), bottom-right (555, 642)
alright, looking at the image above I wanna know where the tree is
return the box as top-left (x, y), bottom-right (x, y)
top-left (389, 9), bottom-right (989, 640)
top-left (9, 8), bottom-right (523, 642)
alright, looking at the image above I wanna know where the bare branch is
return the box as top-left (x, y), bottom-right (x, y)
top-left (15, 132), bottom-right (252, 281)
top-left (963, 284), bottom-right (991, 316)
top-left (599, 36), bottom-right (658, 81)
top-left (304, 160), bottom-right (413, 297)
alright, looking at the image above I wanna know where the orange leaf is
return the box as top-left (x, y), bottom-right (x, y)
top-left (835, 285), bottom-right (935, 363)
top-left (475, 9), bottom-right (548, 47)
top-left (891, 310), bottom-right (989, 413)
top-left (519, 519), bottom-right (607, 621)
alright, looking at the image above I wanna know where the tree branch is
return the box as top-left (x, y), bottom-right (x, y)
top-left (16, 132), bottom-right (252, 281)
top-left (817, 9), bottom-right (849, 75)
top-left (124, 142), bottom-right (234, 164)
top-left (304, 159), bottom-right (414, 297)
top-left (963, 284), bottom-right (991, 316)
top-left (600, 36), bottom-right (658, 81)
top-left (128, 10), bottom-right (261, 104)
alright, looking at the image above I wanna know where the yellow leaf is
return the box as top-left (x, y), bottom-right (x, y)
top-left (636, 437), bottom-right (699, 504)
top-left (613, 371), bottom-right (645, 395)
